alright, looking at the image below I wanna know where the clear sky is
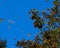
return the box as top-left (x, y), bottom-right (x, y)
top-left (0, 0), bottom-right (54, 48)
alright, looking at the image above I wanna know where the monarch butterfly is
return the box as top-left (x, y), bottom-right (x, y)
top-left (51, 12), bottom-right (56, 14)
top-left (0, 18), bottom-right (2, 22)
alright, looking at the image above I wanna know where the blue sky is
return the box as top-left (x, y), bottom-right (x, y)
top-left (0, 0), bottom-right (54, 48)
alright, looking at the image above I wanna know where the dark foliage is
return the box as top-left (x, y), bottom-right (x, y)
top-left (0, 40), bottom-right (7, 48)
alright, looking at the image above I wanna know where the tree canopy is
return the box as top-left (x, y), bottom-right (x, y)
top-left (16, 0), bottom-right (60, 48)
